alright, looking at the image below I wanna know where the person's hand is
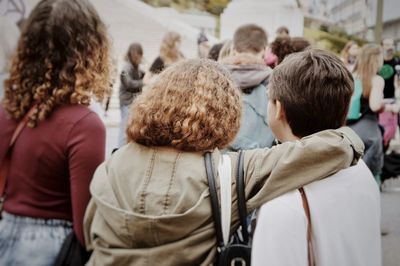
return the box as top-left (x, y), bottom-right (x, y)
top-left (143, 72), bottom-right (159, 86)
top-left (143, 72), bottom-right (152, 85)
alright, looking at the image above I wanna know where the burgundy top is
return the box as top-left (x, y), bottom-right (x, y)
top-left (0, 105), bottom-right (106, 245)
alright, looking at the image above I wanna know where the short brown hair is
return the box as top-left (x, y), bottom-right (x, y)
top-left (291, 37), bottom-right (311, 53)
top-left (126, 43), bottom-right (143, 66)
top-left (233, 24), bottom-right (267, 54)
top-left (269, 49), bottom-right (353, 137)
top-left (127, 59), bottom-right (241, 152)
top-left (276, 26), bottom-right (289, 35)
top-left (270, 36), bottom-right (294, 64)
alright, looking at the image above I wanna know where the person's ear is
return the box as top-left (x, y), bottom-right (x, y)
top-left (275, 100), bottom-right (286, 121)
top-left (255, 49), bottom-right (265, 59)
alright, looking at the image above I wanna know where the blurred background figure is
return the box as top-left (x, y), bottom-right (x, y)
top-left (118, 43), bottom-right (144, 147)
top-left (218, 39), bottom-right (233, 62)
top-left (144, 31), bottom-right (184, 84)
top-left (348, 44), bottom-right (398, 181)
top-left (379, 38), bottom-right (400, 149)
top-left (266, 36), bottom-right (310, 69)
top-left (380, 38), bottom-right (400, 100)
top-left (208, 42), bottom-right (224, 61)
top-left (222, 24), bottom-right (274, 150)
top-left (276, 25), bottom-right (289, 38)
top-left (270, 36), bottom-right (295, 67)
top-left (102, 56), bottom-right (119, 118)
top-left (341, 41), bottom-right (359, 72)
top-left (290, 37), bottom-right (311, 53)
top-left (197, 29), bottom-right (210, 58)
top-left (0, 0), bottom-right (111, 265)
top-left (0, 16), bottom-right (20, 99)
top-left (264, 46), bottom-right (278, 69)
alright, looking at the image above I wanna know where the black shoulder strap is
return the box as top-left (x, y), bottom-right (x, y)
top-left (236, 150), bottom-right (249, 242)
top-left (204, 152), bottom-right (225, 250)
top-left (205, 151), bottom-right (249, 249)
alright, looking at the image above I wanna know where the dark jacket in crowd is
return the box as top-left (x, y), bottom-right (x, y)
top-left (149, 56), bottom-right (165, 74)
top-left (119, 62), bottom-right (144, 107)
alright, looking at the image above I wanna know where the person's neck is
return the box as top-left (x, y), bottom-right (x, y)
top-left (384, 55), bottom-right (393, 61)
top-left (278, 129), bottom-right (300, 143)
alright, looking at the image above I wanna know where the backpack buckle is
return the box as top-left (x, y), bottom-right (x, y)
top-left (231, 258), bottom-right (246, 266)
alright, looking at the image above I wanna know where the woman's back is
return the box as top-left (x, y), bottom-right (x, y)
top-left (349, 44), bottom-right (386, 176)
top-left (0, 104), bottom-right (105, 241)
top-left (351, 77), bottom-right (379, 120)
top-left (348, 76), bottom-right (384, 175)
top-left (0, 0), bottom-right (111, 264)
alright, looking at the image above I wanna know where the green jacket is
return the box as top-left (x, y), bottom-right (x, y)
top-left (84, 127), bottom-right (364, 265)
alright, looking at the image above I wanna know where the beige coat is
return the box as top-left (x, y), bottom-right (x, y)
top-left (84, 127), bottom-right (363, 266)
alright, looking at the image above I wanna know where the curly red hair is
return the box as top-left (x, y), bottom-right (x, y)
top-left (127, 59), bottom-right (242, 152)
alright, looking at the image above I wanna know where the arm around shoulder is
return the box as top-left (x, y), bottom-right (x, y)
top-left (243, 128), bottom-right (362, 212)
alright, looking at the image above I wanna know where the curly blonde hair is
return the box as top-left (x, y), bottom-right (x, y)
top-left (2, 0), bottom-right (112, 127)
top-left (127, 59), bottom-right (242, 152)
top-left (160, 31), bottom-right (182, 66)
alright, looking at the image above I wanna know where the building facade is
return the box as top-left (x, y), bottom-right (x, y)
top-left (220, 0), bottom-right (304, 41)
top-left (328, 0), bottom-right (400, 47)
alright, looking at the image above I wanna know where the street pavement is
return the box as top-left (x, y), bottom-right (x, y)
top-left (105, 124), bottom-right (400, 265)
top-left (106, 124), bottom-right (119, 157)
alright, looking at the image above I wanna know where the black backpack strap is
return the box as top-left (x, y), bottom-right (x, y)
top-left (236, 150), bottom-right (249, 242)
top-left (204, 152), bottom-right (225, 250)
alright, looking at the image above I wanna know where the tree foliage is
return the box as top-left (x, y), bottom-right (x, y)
top-left (142, 0), bottom-right (230, 16)
top-left (305, 28), bottom-right (367, 54)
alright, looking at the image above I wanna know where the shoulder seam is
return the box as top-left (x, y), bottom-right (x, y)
top-left (64, 111), bottom-right (99, 148)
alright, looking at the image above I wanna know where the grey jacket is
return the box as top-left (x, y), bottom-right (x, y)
top-left (119, 62), bottom-right (144, 106)
top-left (223, 54), bottom-right (274, 150)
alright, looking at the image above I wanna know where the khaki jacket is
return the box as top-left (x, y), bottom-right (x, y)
top-left (84, 127), bottom-right (363, 265)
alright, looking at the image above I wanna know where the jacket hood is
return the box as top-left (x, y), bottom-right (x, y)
top-left (87, 144), bottom-right (213, 249)
top-left (222, 53), bottom-right (272, 90)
